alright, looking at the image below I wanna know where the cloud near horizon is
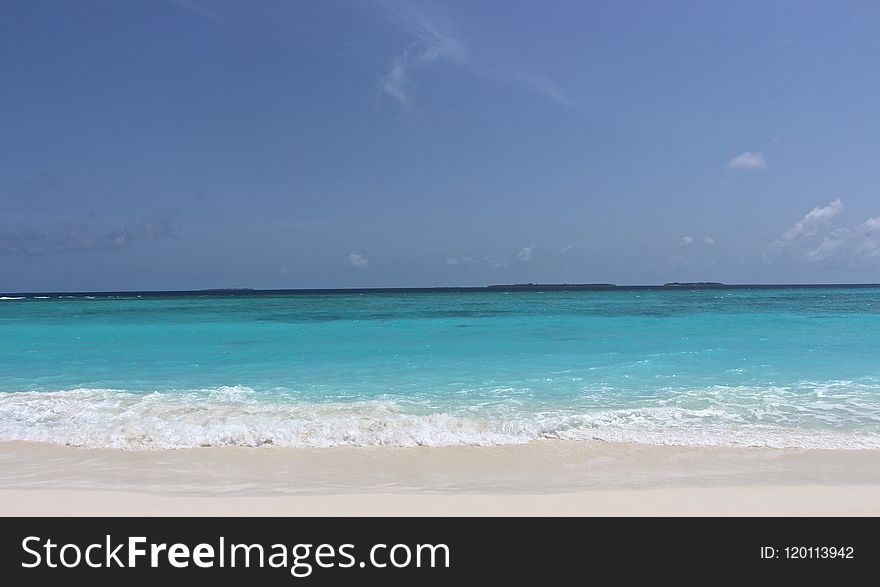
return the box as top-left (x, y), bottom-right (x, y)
top-left (769, 199), bottom-right (880, 264)
top-left (517, 243), bottom-right (535, 262)
top-left (783, 199), bottom-right (843, 240)
top-left (806, 217), bottom-right (880, 262)
top-left (344, 252), bottom-right (369, 268)
top-left (446, 256), bottom-right (477, 266)
top-left (0, 212), bottom-right (177, 256)
top-left (446, 255), bottom-right (508, 268)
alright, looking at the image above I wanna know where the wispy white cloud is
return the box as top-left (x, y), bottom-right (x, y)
top-left (728, 151), bottom-right (767, 170)
top-left (378, 2), bottom-right (568, 108)
top-left (679, 235), bottom-right (716, 246)
top-left (344, 252), bottom-right (369, 269)
top-left (446, 255), bottom-right (507, 268)
top-left (560, 244), bottom-right (574, 253)
top-left (500, 69), bottom-right (570, 106)
top-left (484, 256), bottom-right (509, 268)
top-left (384, 5), bottom-right (468, 62)
top-left (378, 4), bottom-right (468, 105)
top-left (783, 199), bottom-right (843, 240)
top-left (446, 256), bottom-right (477, 266)
top-left (517, 243), bottom-right (536, 262)
top-left (379, 53), bottom-right (411, 104)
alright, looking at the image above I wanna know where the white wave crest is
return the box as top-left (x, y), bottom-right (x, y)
top-left (0, 385), bottom-right (878, 450)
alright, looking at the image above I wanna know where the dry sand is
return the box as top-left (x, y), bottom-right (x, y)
top-left (1, 440), bottom-right (878, 516)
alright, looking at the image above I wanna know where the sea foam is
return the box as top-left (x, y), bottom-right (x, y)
top-left (0, 384), bottom-right (878, 450)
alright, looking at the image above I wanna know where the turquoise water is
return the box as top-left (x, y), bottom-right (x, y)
top-left (1, 288), bottom-right (879, 449)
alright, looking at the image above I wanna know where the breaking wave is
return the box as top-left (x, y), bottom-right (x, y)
top-left (1, 383), bottom-right (878, 450)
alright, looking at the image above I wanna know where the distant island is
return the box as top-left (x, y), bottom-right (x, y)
top-left (488, 282), bottom-right (727, 291)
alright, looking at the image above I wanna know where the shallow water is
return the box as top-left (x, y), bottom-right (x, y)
top-left (1, 288), bottom-right (879, 449)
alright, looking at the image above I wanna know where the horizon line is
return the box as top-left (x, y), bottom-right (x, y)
top-left (4, 282), bottom-right (880, 297)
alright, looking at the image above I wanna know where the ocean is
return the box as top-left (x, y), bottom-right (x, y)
top-left (1, 287), bottom-right (879, 449)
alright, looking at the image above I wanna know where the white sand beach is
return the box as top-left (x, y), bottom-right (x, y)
top-left (5, 486), bottom-right (880, 516)
top-left (1, 440), bottom-right (878, 516)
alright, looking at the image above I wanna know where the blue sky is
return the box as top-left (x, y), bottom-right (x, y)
top-left (2, 0), bottom-right (879, 291)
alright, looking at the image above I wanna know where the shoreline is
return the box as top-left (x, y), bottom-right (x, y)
top-left (2, 440), bottom-right (879, 516)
